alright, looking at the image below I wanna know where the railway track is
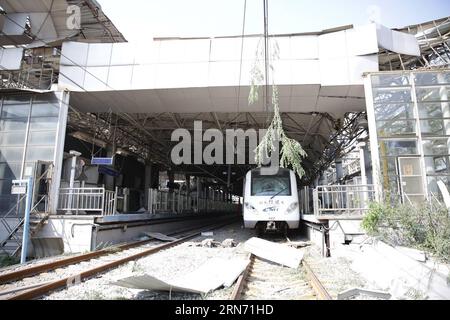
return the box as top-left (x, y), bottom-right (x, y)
top-left (0, 217), bottom-right (238, 300)
top-left (230, 254), bottom-right (332, 300)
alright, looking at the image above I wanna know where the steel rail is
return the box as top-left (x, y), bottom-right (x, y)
top-left (2, 219), bottom-right (236, 300)
top-left (0, 217), bottom-right (237, 286)
top-left (302, 260), bottom-right (332, 300)
top-left (230, 255), bottom-right (332, 300)
top-left (229, 254), bottom-right (254, 300)
top-left (0, 239), bottom-right (150, 285)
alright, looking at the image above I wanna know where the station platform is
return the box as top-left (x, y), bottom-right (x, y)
top-left (30, 212), bottom-right (240, 258)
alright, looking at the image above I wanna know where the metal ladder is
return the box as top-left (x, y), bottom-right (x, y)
top-left (0, 196), bottom-right (49, 257)
top-left (0, 163), bottom-right (53, 258)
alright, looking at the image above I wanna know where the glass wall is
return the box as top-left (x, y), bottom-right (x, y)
top-left (368, 70), bottom-right (450, 202)
top-left (0, 93), bottom-right (60, 214)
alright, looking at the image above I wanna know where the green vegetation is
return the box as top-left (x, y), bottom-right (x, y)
top-left (362, 200), bottom-right (450, 262)
top-left (0, 255), bottom-right (19, 268)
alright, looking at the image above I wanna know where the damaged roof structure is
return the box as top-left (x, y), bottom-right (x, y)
top-left (0, 0), bottom-right (449, 190)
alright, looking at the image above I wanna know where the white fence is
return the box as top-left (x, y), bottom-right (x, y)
top-left (312, 184), bottom-right (376, 219)
top-left (58, 188), bottom-right (117, 216)
top-left (147, 189), bottom-right (239, 214)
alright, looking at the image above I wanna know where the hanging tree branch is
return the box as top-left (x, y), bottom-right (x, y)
top-left (249, 37), bottom-right (307, 178)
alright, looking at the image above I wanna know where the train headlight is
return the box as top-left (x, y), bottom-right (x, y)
top-left (286, 202), bottom-right (298, 214)
top-left (245, 202), bottom-right (257, 212)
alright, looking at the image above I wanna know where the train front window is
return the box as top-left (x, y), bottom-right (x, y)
top-left (251, 171), bottom-right (291, 196)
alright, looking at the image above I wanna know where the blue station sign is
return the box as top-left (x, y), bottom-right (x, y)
top-left (91, 157), bottom-right (114, 166)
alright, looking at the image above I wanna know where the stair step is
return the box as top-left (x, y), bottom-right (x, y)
top-left (3, 240), bottom-right (21, 245)
top-left (2, 246), bottom-right (19, 250)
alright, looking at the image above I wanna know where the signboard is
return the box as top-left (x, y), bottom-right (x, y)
top-left (98, 165), bottom-right (120, 177)
top-left (11, 185), bottom-right (26, 195)
top-left (91, 157), bottom-right (114, 166)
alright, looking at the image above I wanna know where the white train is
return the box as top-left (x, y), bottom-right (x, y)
top-left (243, 168), bottom-right (300, 234)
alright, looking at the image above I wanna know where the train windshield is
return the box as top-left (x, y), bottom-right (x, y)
top-left (251, 170), bottom-right (291, 196)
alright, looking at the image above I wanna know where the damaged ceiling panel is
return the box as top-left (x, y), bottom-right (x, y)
top-left (0, 0), bottom-right (126, 46)
top-left (114, 257), bottom-right (250, 294)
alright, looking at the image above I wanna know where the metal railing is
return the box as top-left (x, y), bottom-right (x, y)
top-left (1, 194), bottom-right (49, 256)
top-left (148, 188), bottom-right (238, 214)
top-left (58, 187), bottom-right (116, 216)
top-left (0, 67), bottom-right (55, 91)
top-left (313, 184), bottom-right (375, 219)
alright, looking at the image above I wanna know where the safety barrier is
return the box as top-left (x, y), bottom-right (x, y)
top-left (313, 184), bottom-right (375, 219)
top-left (58, 188), bottom-right (116, 216)
top-left (147, 189), bottom-right (238, 214)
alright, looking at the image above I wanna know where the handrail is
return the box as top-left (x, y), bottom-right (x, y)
top-left (58, 187), bottom-right (117, 216)
top-left (147, 188), bottom-right (239, 214)
top-left (313, 184), bottom-right (375, 218)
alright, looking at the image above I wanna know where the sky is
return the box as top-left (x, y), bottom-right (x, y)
top-left (97, 0), bottom-right (450, 42)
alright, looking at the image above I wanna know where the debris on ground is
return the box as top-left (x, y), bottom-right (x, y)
top-left (286, 240), bottom-right (311, 249)
top-left (221, 239), bottom-right (237, 248)
top-left (337, 287), bottom-right (391, 300)
top-left (185, 238), bottom-right (237, 248)
top-left (201, 239), bottom-right (220, 248)
top-left (336, 240), bottom-right (450, 299)
top-left (244, 237), bottom-right (304, 269)
top-left (201, 232), bottom-right (214, 237)
top-left (113, 257), bottom-right (249, 294)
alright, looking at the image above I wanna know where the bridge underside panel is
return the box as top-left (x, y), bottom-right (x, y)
top-left (68, 84), bottom-right (366, 117)
top-left (66, 105), bottom-right (366, 189)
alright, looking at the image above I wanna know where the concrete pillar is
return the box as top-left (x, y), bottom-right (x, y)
top-left (104, 145), bottom-right (115, 190)
top-left (185, 174), bottom-right (191, 196)
top-left (358, 143), bottom-right (367, 186)
top-left (196, 177), bottom-right (201, 212)
top-left (67, 150), bottom-right (81, 215)
top-left (150, 165), bottom-right (159, 189)
top-left (144, 164), bottom-right (152, 207)
top-left (335, 159), bottom-right (343, 184)
top-left (363, 143), bottom-right (372, 184)
top-left (49, 91), bottom-right (69, 214)
top-left (167, 170), bottom-right (175, 192)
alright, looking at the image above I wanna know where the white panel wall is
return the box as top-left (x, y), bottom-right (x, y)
top-left (87, 43), bottom-right (113, 66)
top-left (376, 24), bottom-right (420, 56)
top-left (59, 23), bottom-right (420, 92)
top-left (346, 24), bottom-right (379, 56)
top-left (290, 36), bottom-right (319, 59)
top-left (319, 30), bottom-right (348, 59)
top-left (210, 38), bottom-right (241, 61)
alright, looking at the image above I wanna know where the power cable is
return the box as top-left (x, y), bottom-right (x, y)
top-left (263, 0), bottom-right (270, 127)
top-left (236, 0), bottom-right (247, 116)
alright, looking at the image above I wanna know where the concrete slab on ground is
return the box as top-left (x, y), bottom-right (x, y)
top-left (333, 240), bottom-right (450, 300)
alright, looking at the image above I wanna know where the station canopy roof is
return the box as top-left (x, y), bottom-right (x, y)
top-left (0, 0), bottom-right (126, 46)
